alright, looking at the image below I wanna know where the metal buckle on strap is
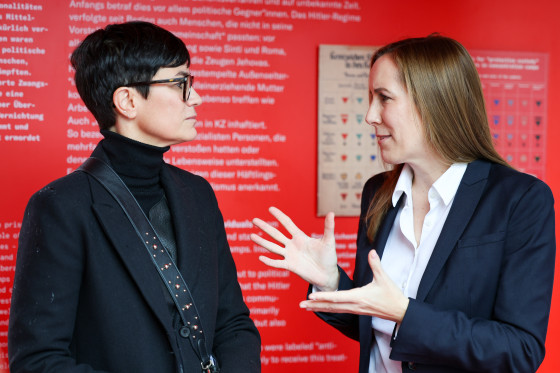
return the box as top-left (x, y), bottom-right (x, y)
top-left (201, 355), bottom-right (220, 373)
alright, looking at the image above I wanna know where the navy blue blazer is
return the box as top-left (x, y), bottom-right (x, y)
top-left (315, 160), bottom-right (556, 372)
top-left (9, 145), bottom-right (261, 373)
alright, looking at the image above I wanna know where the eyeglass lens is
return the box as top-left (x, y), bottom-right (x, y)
top-left (184, 75), bottom-right (194, 101)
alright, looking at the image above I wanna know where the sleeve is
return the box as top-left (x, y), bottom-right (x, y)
top-left (8, 183), bottom-right (111, 373)
top-left (390, 179), bottom-right (556, 372)
top-left (309, 174), bottom-right (386, 341)
top-left (205, 187), bottom-right (262, 373)
top-left (307, 268), bottom-right (361, 341)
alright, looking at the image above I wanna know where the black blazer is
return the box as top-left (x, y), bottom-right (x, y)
top-left (315, 160), bottom-right (556, 373)
top-left (9, 146), bottom-right (261, 373)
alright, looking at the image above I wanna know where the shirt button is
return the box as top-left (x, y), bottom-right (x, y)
top-left (179, 326), bottom-right (190, 338)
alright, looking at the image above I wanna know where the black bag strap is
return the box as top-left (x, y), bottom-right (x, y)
top-left (77, 157), bottom-right (219, 373)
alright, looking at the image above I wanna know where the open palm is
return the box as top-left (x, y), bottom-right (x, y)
top-left (250, 207), bottom-right (340, 291)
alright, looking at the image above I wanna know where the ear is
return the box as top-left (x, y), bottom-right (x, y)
top-left (112, 87), bottom-right (138, 119)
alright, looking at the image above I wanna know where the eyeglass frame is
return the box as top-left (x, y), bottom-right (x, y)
top-left (123, 75), bottom-right (195, 102)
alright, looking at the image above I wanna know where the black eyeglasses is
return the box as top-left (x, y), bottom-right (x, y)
top-left (124, 75), bottom-right (194, 101)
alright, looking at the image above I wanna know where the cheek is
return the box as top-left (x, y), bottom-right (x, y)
top-left (157, 99), bottom-right (183, 120)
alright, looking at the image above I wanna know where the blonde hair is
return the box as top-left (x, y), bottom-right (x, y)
top-left (366, 35), bottom-right (509, 242)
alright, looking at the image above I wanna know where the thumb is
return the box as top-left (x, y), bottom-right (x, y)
top-left (368, 250), bottom-right (383, 277)
top-left (323, 212), bottom-right (336, 242)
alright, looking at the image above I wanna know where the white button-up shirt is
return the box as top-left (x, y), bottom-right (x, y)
top-left (370, 163), bottom-right (467, 373)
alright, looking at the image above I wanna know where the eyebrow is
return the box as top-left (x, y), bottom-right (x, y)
top-left (373, 87), bottom-right (392, 95)
top-left (175, 70), bottom-right (190, 77)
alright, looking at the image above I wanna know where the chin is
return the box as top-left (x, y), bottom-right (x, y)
top-left (178, 128), bottom-right (197, 142)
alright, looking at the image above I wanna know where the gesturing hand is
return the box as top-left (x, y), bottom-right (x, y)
top-left (250, 207), bottom-right (340, 291)
top-left (300, 250), bottom-right (409, 323)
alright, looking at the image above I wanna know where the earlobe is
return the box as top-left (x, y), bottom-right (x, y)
top-left (113, 87), bottom-right (136, 119)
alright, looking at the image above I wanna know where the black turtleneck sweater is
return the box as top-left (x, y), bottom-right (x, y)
top-left (100, 130), bottom-right (169, 216)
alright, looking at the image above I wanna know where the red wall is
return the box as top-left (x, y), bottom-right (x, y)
top-left (0, 0), bottom-right (558, 372)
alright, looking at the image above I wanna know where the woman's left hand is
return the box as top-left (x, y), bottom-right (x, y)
top-left (300, 250), bottom-right (410, 323)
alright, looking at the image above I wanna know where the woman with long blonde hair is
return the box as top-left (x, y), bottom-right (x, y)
top-left (252, 35), bottom-right (555, 373)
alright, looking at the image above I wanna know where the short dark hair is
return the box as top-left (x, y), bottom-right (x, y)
top-left (70, 21), bottom-right (190, 130)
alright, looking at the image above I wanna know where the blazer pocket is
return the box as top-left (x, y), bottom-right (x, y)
top-left (458, 231), bottom-right (506, 249)
top-left (457, 231), bottom-right (506, 262)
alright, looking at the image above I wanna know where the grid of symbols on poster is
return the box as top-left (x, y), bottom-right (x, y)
top-left (472, 50), bottom-right (548, 180)
top-left (317, 45), bottom-right (548, 217)
top-left (317, 45), bottom-right (379, 216)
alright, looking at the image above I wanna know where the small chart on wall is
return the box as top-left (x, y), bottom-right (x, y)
top-left (317, 46), bottom-right (549, 217)
top-left (472, 50), bottom-right (548, 180)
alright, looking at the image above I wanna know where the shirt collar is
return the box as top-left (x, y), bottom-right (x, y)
top-left (392, 164), bottom-right (413, 207)
top-left (392, 163), bottom-right (468, 207)
top-left (432, 163), bottom-right (468, 206)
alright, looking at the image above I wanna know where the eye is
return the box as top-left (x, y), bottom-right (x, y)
top-left (175, 80), bottom-right (185, 89)
top-left (379, 93), bottom-right (391, 102)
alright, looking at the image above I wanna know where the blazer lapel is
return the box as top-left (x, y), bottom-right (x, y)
top-left (360, 195), bottom-right (404, 285)
top-left (377, 195), bottom-right (404, 259)
top-left (415, 160), bottom-right (491, 301)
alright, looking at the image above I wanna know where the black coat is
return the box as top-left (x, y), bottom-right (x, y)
top-left (9, 145), bottom-right (261, 373)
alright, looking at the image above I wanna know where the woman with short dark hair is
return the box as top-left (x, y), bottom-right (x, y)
top-left (9, 21), bottom-right (261, 373)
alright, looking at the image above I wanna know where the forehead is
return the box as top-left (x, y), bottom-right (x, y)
top-left (369, 55), bottom-right (402, 88)
top-left (153, 65), bottom-right (189, 78)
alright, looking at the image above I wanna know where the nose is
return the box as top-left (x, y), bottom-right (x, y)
top-left (365, 98), bottom-right (381, 127)
top-left (186, 87), bottom-right (202, 107)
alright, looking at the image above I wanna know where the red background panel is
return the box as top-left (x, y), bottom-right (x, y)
top-left (0, 1), bottom-right (558, 372)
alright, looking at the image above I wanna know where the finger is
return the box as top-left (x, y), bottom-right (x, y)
top-left (250, 233), bottom-right (286, 256)
top-left (308, 288), bottom-right (358, 303)
top-left (268, 206), bottom-right (303, 236)
top-left (368, 250), bottom-right (383, 278)
top-left (259, 255), bottom-right (288, 270)
top-left (252, 217), bottom-right (289, 245)
top-left (323, 212), bottom-right (336, 242)
top-left (308, 290), bottom-right (338, 302)
top-left (299, 300), bottom-right (357, 314)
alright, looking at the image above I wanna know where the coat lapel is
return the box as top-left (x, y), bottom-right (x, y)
top-left (90, 180), bottom-right (173, 331)
top-left (415, 160), bottom-right (491, 301)
top-left (86, 146), bottom-right (173, 332)
top-left (160, 167), bottom-right (207, 290)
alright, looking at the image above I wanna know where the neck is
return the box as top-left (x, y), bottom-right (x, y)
top-left (100, 130), bottom-right (169, 214)
top-left (409, 159), bottom-right (450, 192)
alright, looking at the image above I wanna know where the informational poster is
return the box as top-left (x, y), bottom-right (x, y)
top-left (317, 46), bottom-right (549, 217)
top-left (471, 50), bottom-right (549, 180)
top-left (317, 44), bottom-right (382, 216)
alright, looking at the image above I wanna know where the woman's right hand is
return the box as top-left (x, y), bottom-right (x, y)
top-left (250, 207), bottom-right (340, 291)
